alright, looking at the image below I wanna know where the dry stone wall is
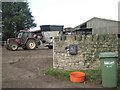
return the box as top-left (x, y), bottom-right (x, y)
top-left (53, 34), bottom-right (119, 70)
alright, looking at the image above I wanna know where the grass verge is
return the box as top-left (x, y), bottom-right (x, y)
top-left (45, 67), bottom-right (101, 81)
top-left (45, 67), bottom-right (120, 87)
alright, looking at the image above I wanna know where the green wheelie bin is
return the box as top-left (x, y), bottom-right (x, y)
top-left (99, 52), bottom-right (118, 87)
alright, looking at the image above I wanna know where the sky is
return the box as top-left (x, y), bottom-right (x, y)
top-left (27, 0), bottom-right (120, 30)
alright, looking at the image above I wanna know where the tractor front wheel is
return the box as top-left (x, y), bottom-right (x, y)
top-left (10, 43), bottom-right (18, 51)
top-left (26, 39), bottom-right (36, 50)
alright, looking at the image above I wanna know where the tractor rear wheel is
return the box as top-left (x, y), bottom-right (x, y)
top-left (47, 45), bottom-right (53, 49)
top-left (26, 39), bottom-right (36, 50)
top-left (10, 43), bottom-right (18, 51)
top-left (23, 47), bottom-right (27, 50)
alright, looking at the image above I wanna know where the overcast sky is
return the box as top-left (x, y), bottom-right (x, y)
top-left (27, 0), bottom-right (120, 30)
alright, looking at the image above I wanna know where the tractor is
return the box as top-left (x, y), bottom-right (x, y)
top-left (6, 25), bottom-right (63, 51)
top-left (6, 30), bottom-right (43, 51)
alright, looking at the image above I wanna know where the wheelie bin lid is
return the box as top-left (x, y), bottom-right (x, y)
top-left (99, 52), bottom-right (118, 58)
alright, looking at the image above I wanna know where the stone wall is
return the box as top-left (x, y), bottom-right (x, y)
top-left (53, 34), bottom-right (119, 70)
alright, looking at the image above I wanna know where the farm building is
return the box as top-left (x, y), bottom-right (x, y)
top-left (73, 17), bottom-right (119, 34)
top-left (63, 27), bottom-right (73, 35)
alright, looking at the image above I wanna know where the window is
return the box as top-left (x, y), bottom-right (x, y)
top-left (17, 32), bottom-right (23, 38)
top-left (22, 32), bottom-right (28, 38)
top-left (28, 33), bottom-right (33, 37)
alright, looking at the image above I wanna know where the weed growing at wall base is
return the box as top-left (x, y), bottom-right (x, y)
top-left (45, 67), bottom-right (101, 81)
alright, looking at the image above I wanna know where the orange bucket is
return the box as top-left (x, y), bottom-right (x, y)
top-left (69, 71), bottom-right (85, 82)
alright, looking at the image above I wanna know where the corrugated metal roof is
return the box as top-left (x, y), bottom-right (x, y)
top-left (74, 17), bottom-right (119, 30)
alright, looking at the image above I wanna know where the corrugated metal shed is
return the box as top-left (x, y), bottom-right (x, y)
top-left (74, 17), bottom-right (120, 34)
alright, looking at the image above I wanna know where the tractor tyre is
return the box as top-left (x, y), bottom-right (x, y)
top-left (26, 39), bottom-right (36, 50)
top-left (23, 47), bottom-right (27, 50)
top-left (10, 43), bottom-right (18, 51)
top-left (48, 45), bottom-right (53, 49)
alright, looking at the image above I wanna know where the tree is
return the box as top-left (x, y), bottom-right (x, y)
top-left (2, 2), bottom-right (36, 41)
